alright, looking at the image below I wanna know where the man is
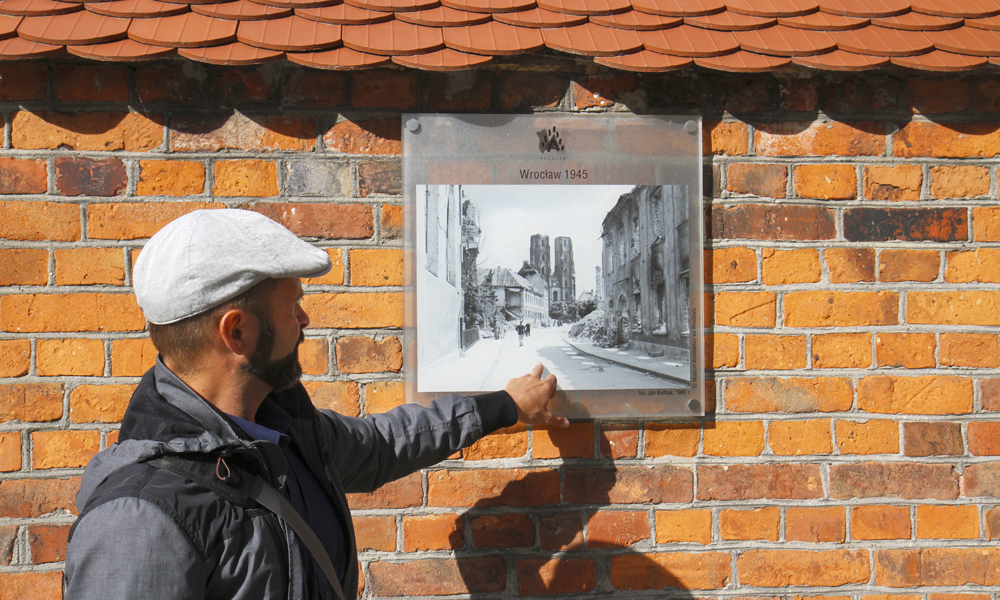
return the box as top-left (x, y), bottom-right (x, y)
top-left (64, 209), bottom-right (567, 599)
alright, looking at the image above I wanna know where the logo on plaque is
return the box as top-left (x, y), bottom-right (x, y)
top-left (536, 126), bottom-right (564, 153)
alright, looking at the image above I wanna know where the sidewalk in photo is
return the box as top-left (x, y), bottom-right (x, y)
top-left (564, 337), bottom-right (691, 384)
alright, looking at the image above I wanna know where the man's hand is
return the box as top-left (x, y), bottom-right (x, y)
top-left (505, 363), bottom-right (569, 428)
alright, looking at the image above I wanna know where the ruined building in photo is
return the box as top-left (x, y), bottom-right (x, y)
top-left (551, 236), bottom-right (576, 304)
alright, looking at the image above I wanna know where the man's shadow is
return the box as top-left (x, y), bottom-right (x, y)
top-left (453, 426), bottom-right (705, 598)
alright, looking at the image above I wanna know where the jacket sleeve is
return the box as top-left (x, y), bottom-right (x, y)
top-left (64, 497), bottom-right (207, 600)
top-left (318, 391), bottom-right (518, 493)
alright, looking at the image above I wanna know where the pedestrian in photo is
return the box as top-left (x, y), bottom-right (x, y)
top-left (516, 321), bottom-right (525, 346)
top-left (526, 322), bottom-right (531, 337)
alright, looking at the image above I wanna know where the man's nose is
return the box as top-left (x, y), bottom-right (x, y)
top-left (296, 303), bottom-right (310, 329)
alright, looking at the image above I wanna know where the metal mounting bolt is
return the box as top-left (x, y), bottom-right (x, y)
top-left (406, 119), bottom-right (420, 133)
top-left (684, 120), bottom-right (698, 134)
top-left (688, 398), bottom-right (701, 413)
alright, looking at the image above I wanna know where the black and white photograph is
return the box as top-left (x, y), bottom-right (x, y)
top-left (415, 183), bottom-right (694, 394)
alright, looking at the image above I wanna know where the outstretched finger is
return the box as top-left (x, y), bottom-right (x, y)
top-left (530, 362), bottom-right (544, 379)
top-left (543, 411), bottom-right (570, 428)
top-left (543, 373), bottom-right (557, 399)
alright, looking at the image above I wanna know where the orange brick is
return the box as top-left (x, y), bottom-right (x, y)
top-left (349, 249), bottom-right (402, 287)
top-left (969, 422), bottom-right (1000, 455)
top-left (720, 506), bottom-right (780, 541)
top-left (916, 505), bottom-right (979, 539)
top-left (709, 333), bottom-right (739, 368)
top-left (727, 163), bottom-right (787, 198)
top-left (812, 333), bottom-right (871, 369)
top-left (786, 507), bottom-right (845, 542)
top-left (302, 293), bottom-right (403, 329)
top-left (931, 165), bottom-right (989, 199)
top-left (610, 552), bottom-right (730, 590)
top-left (769, 419), bottom-right (832, 455)
top-left (106, 430), bottom-right (119, 446)
top-left (298, 338), bottom-right (328, 375)
top-left (402, 513), bottom-right (464, 551)
top-left (110, 338), bottom-right (157, 376)
top-left (704, 120), bottom-right (748, 156)
top-left (335, 336), bottom-right (401, 374)
top-left (303, 381), bottom-right (360, 417)
top-left (940, 333), bottom-right (999, 368)
top-left (708, 246), bottom-right (757, 284)
top-left (973, 207), bottom-right (1000, 242)
top-left (586, 511), bottom-right (650, 548)
top-left (252, 203), bottom-right (373, 240)
top-left (826, 247), bottom-right (875, 283)
top-left (12, 110), bottom-right (163, 151)
top-left (0, 383), bottom-right (63, 423)
top-left (56, 64), bottom-right (127, 101)
top-left (31, 430), bottom-right (100, 469)
top-left (645, 423), bottom-right (700, 457)
top-left (136, 160), bottom-right (206, 196)
top-left (876, 332), bottom-right (935, 369)
top-left (945, 249), bottom-right (1000, 284)
top-left (54, 248), bottom-right (124, 286)
top-left (655, 509), bottom-right (712, 544)
top-left (88, 201), bottom-right (224, 240)
top-left (762, 248), bottom-right (820, 285)
top-left (36, 338), bottom-right (104, 376)
top-left (0, 340), bottom-right (30, 378)
top-left (794, 163), bottom-right (857, 200)
top-left (0, 572), bottom-right (63, 600)
top-left (755, 121), bottom-right (885, 157)
top-left (171, 114), bottom-right (315, 152)
top-left (895, 121), bottom-right (1000, 158)
top-left (324, 118), bottom-right (401, 155)
top-left (363, 380), bottom-right (403, 414)
top-left (0, 156), bottom-right (47, 195)
top-left (600, 424), bottom-right (637, 459)
top-left (858, 375), bottom-right (972, 414)
top-left (428, 468), bottom-right (559, 507)
top-left (381, 204), bottom-right (402, 239)
top-left (0, 201), bottom-right (80, 241)
top-left (0, 249), bottom-right (48, 285)
top-left (852, 505), bottom-right (910, 540)
top-left (532, 422), bottom-right (593, 458)
top-left (213, 160), bottom-right (278, 197)
top-left (836, 420), bottom-right (899, 454)
top-left (305, 249), bottom-right (345, 286)
top-left (726, 377), bottom-right (853, 412)
top-left (0, 432), bottom-right (20, 471)
top-left (908, 77), bottom-right (968, 113)
top-left (929, 595), bottom-right (991, 600)
top-left (353, 515), bottom-right (396, 552)
top-left (784, 291), bottom-right (898, 327)
top-left (464, 423), bottom-right (528, 460)
top-left (703, 420), bottom-right (764, 457)
top-left (864, 165), bottom-right (922, 201)
top-left (69, 384), bottom-right (132, 423)
top-left (28, 523), bottom-right (70, 563)
top-left (738, 549), bottom-right (870, 586)
top-left (878, 249), bottom-right (940, 282)
top-left (518, 557), bottom-right (597, 596)
top-left (908, 291), bottom-right (1000, 326)
top-left (745, 335), bottom-right (806, 370)
top-left (714, 291), bottom-right (776, 327)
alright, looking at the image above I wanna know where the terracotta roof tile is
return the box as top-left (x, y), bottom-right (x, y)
top-left (0, 13), bottom-right (21, 35)
top-left (392, 45), bottom-right (490, 66)
top-left (695, 49), bottom-right (790, 70)
top-left (494, 7), bottom-right (586, 27)
top-left (0, 33), bottom-right (61, 54)
top-left (345, 0), bottom-right (440, 13)
top-left (830, 23), bottom-right (933, 55)
top-left (595, 47), bottom-right (692, 69)
top-left (341, 18), bottom-right (443, 53)
top-left (630, 0), bottom-right (724, 17)
top-left (735, 24), bottom-right (835, 55)
top-left (178, 39), bottom-right (282, 60)
top-left (723, 0), bottom-right (819, 18)
top-left (891, 48), bottom-right (989, 69)
top-left (238, 14), bottom-right (340, 48)
top-left (440, 0), bottom-right (535, 13)
top-left (250, 0), bottom-right (339, 8)
top-left (296, 3), bottom-right (391, 23)
top-left (791, 47), bottom-right (887, 68)
top-left (396, 6), bottom-right (490, 25)
top-left (871, 12), bottom-right (961, 30)
top-left (817, 0), bottom-right (908, 17)
top-left (287, 43), bottom-right (390, 65)
top-left (0, 0), bottom-right (79, 16)
top-left (87, 0), bottom-right (188, 18)
top-left (927, 25), bottom-right (1000, 56)
top-left (19, 10), bottom-right (129, 43)
top-left (536, 0), bottom-right (629, 15)
top-left (590, 9), bottom-right (680, 30)
top-left (193, 1), bottom-right (292, 20)
top-left (541, 21), bottom-right (641, 54)
top-left (778, 11), bottom-right (866, 29)
top-left (684, 10), bottom-right (775, 30)
top-left (968, 15), bottom-right (1000, 30)
top-left (442, 19), bottom-right (543, 52)
top-left (128, 11), bottom-right (236, 45)
top-left (639, 23), bottom-right (738, 55)
top-left (910, 0), bottom-right (1000, 18)
top-left (67, 36), bottom-right (175, 58)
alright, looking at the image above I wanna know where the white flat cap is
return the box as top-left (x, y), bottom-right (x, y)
top-left (134, 209), bottom-right (332, 324)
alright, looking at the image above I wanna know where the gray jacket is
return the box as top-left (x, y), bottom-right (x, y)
top-left (64, 362), bottom-right (517, 599)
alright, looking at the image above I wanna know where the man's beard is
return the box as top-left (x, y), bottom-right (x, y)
top-left (241, 313), bottom-right (304, 393)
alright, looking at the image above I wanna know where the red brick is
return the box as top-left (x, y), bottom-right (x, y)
top-left (858, 375), bottom-right (972, 414)
top-left (0, 524), bottom-right (14, 565)
top-left (973, 207), bottom-right (1000, 241)
top-left (13, 110), bottom-right (164, 151)
top-left (745, 335), bottom-right (806, 370)
top-left (324, 117), bottom-right (401, 155)
top-left (0, 433), bottom-right (20, 472)
top-left (698, 464), bottom-right (822, 500)
top-left (298, 338), bottom-right (328, 375)
top-left (215, 68), bottom-right (272, 105)
top-left (56, 64), bottom-right (127, 101)
top-left (426, 72), bottom-right (492, 111)
top-left (32, 430), bottom-right (100, 469)
top-left (599, 424), bottom-right (637, 458)
top-left (895, 121), bottom-right (1000, 158)
top-left (904, 422), bottom-right (963, 457)
top-left (135, 64), bottom-right (204, 104)
top-left (739, 550), bottom-right (870, 586)
top-left (368, 557), bottom-right (505, 596)
top-left (136, 160), bottom-right (206, 196)
top-left (879, 249), bottom-right (940, 282)
top-left (532, 422), bottom-right (593, 458)
top-left (0, 157), bottom-right (47, 194)
top-left (402, 513), bottom-right (464, 551)
top-left (0, 249), bottom-right (47, 286)
top-left (463, 424), bottom-right (527, 460)
top-left (585, 511), bottom-right (649, 548)
top-left (876, 333), bottom-right (935, 369)
top-left (727, 163), bottom-right (786, 198)
top-left (645, 423), bottom-right (700, 457)
top-left (428, 469), bottom-right (559, 507)
top-left (171, 114), bottom-right (315, 152)
top-left (931, 165), bottom-right (989, 199)
top-left (794, 163), bottom-right (857, 200)
top-left (358, 160), bottom-right (401, 197)
top-left (755, 120), bottom-right (885, 156)
top-left (845, 207), bottom-right (968, 242)
top-left (335, 336), bottom-right (401, 374)
top-left (346, 472), bottom-right (421, 509)
top-left (720, 506), bottom-right (779, 541)
top-left (786, 507), bottom-right (845, 542)
top-left (572, 74), bottom-right (636, 109)
top-left (908, 77), bottom-right (969, 114)
top-left (251, 203), bottom-right (373, 240)
top-left (28, 524), bottom-right (70, 564)
top-left (88, 202), bottom-right (223, 240)
top-left (352, 70), bottom-right (417, 109)
top-left (784, 291), bottom-right (898, 327)
top-left (0, 63), bottom-right (47, 101)
top-left (283, 70), bottom-right (347, 107)
top-left (825, 247), bottom-right (875, 283)
top-left (984, 378), bottom-right (1000, 411)
top-left (780, 78), bottom-right (822, 111)
top-left (836, 419), bottom-right (899, 454)
top-left (969, 422), bottom-right (1000, 455)
top-left (0, 572), bottom-right (63, 600)
top-left (301, 293), bottom-right (402, 329)
top-left (830, 462), bottom-right (958, 499)
top-left (518, 558), bottom-right (597, 595)
top-left (712, 204), bottom-right (836, 241)
top-left (875, 548), bottom-right (1000, 586)
top-left (214, 160), bottom-right (278, 197)
top-left (916, 504), bottom-right (978, 539)
top-left (812, 332), bottom-right (872, 369)
top-left (0, 339), bottom-right (30, 379)
top-left (54, 248), bottom-right (124, 286)
top-left (470, 513), bottom-right (534, 548)
top-left (381, 204), bottom-right (402, 239)
top-left (852, 505), bottom-right (910, 540)
top-left (769, 419), bottom-right (833, 455)
top-left (564, 466), bottom-right (693, 504)
top-left (55, 156), bottom-right (126, 197)
top-left (352, 515), bottom-right (395, 551)
top-left (989, 506), bottom-right (1000, 540)
top-left (0, 200), bottom-right (80, 241)
top-left (704, 120), bottom-right (749, 156)
top-left (0, 477), bottom-right (79, 517)
top-left (965, 462), bottom-right (1000, 497)
top-left (726, 377), bottom-right (853, 413)
top-left (1, 293), bottom-right (144, 332)
top-left (940, 333), bottom-right (999, 368)
top-left (111, 338), bottom-right (157, 376)
top-left (69, 384), bottom-right (132, 423)
top-left (0, 383), bottom-right (63, 423)
top-left (500, 73), bottom-right (567, 110)
top-left (864, 164), bottom-right (922, 201)
top-left (610, 552), bottom-right (730, 590)
top-left (303, 381), bottom-right (360, 417)
top-left (540, 513), bottom-right (583, 550)
top-left (708, 246), bottom-right (756, 284)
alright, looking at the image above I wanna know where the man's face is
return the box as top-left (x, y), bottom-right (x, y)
top-left (241, 278), bottom-right (310, 392)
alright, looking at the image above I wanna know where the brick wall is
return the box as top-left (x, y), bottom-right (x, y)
top-left (0, 60), bottom-right (999, 598)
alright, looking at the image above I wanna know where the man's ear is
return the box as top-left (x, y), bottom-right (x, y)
top-left (217, 309), bottom-right (256, 358)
